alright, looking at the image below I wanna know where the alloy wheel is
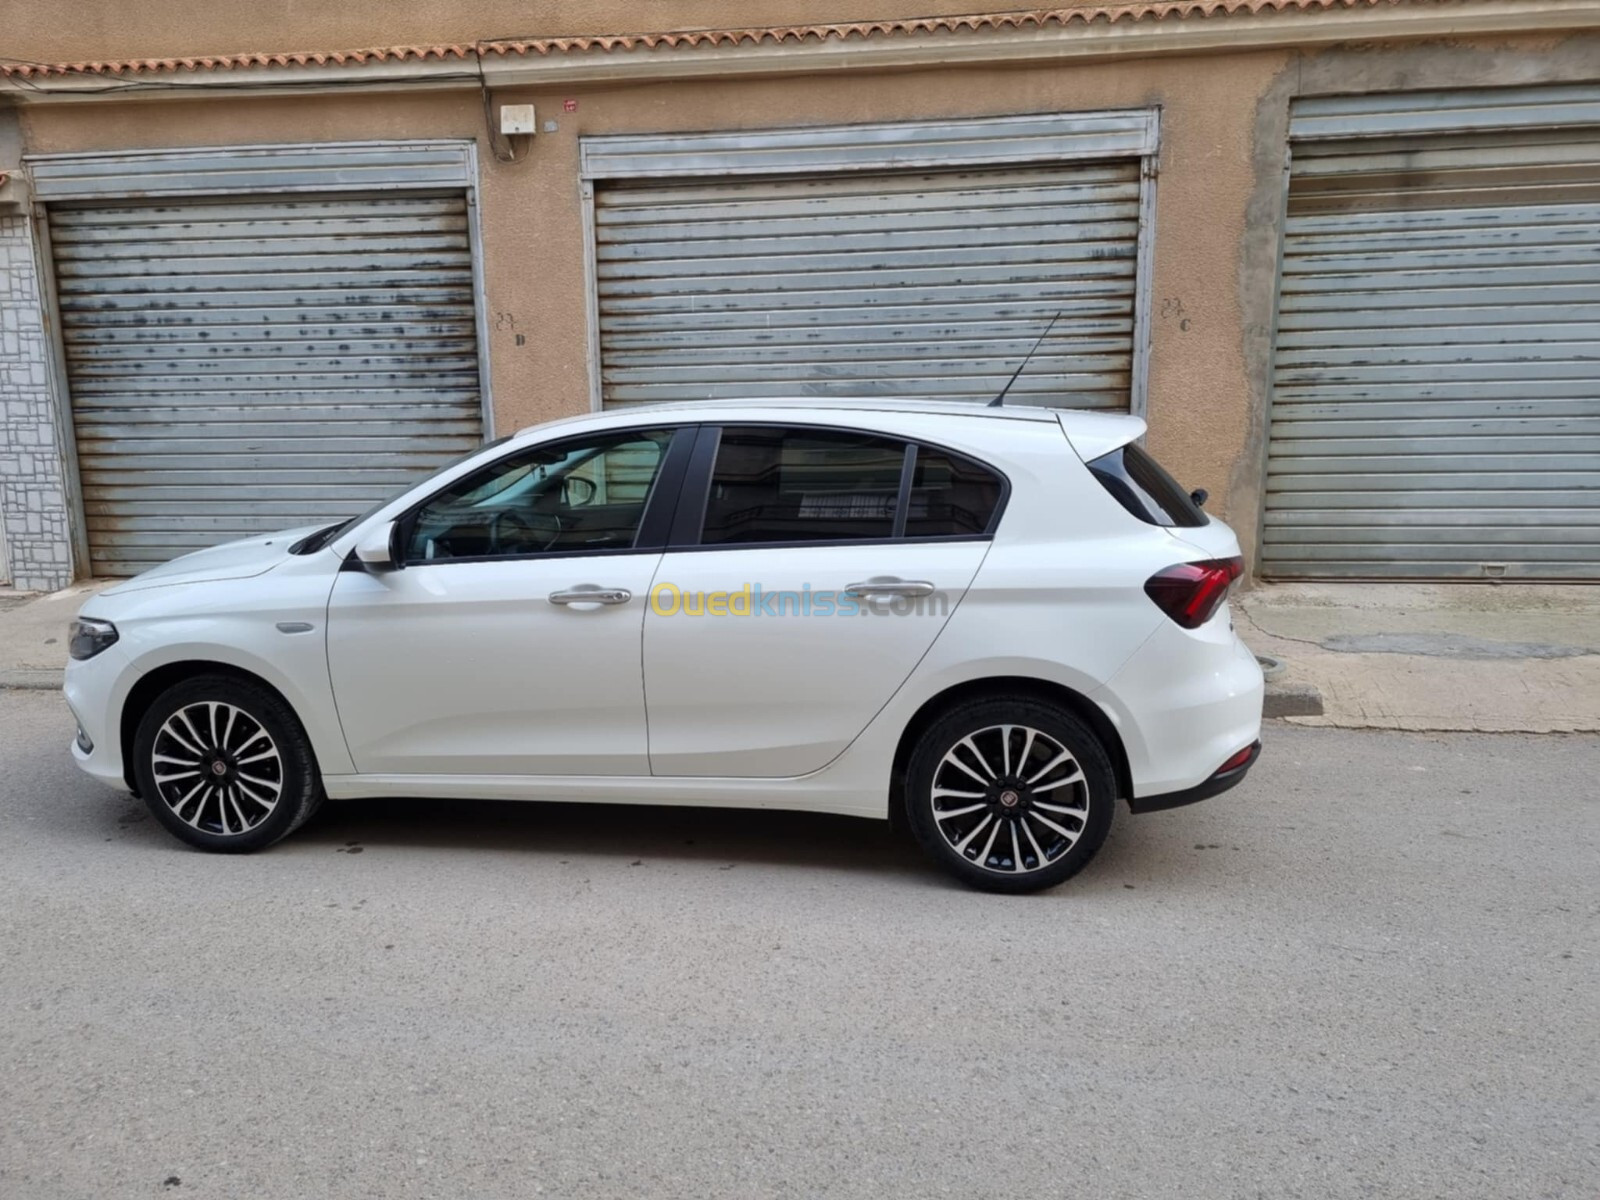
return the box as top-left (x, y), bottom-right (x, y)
top-left (150, 701), bottom-right (284, 837)
top-left (930, 723), bottom-right (1091, 875)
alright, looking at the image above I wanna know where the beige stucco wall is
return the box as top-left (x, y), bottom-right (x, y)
top-left (18, 49), bottom-right (1286, 530)
top-left (13, 22), bottom-right (1600, 571)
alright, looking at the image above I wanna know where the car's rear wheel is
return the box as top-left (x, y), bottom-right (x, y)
top-left (904, 698), bottom-right (1114, 894)
top-left (132, 674), bottom-right (323, 853)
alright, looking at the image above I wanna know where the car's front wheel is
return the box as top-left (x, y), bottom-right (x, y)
top-left (904, 698), bottom-right (1115, 894)
top-left (132, 674), bottom-right (323, 853)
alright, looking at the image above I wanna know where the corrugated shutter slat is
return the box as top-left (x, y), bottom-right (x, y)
top-left (51, 193), bottom-right (484, 576)
top-left (1265, 87), bottom-right (1600, 580)
top-left (594, 164), bottom-right (1141, 409)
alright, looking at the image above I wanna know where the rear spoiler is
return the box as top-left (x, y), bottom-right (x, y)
top-left (1055, 412), bottom-right (1146, 463)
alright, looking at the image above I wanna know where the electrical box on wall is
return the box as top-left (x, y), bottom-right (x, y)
top-left (0, 171), bottom-right (31, 215)
top-left (500, 105), bottom-right (537, 137)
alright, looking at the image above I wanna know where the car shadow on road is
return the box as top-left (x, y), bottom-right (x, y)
top-left (76, 780), bottom-right (1199, 895)
top-left (289, 792), bottom-right (1178, 894)
top-left (298, 794), bottom-right (940, 881)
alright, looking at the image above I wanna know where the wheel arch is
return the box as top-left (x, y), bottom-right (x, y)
top-left (888, 676), bottom-right (1134, 820)
top-left (119, 660), bottom-right (311, 795)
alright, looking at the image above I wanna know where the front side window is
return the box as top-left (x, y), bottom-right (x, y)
top-left (700, 427), bottom-right (908, 545)
top-left (403, 429), bottom-right (674, 561)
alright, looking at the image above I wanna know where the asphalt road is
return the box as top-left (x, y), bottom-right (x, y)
top-left (1, 689), bottom-right (1595, 1200)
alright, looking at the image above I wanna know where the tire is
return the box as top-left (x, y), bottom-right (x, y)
top-left (132, 674), bottom-right (324, 854)
top-left (904, 698), bottom-right (1115, 894)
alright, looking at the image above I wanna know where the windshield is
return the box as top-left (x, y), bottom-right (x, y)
top-left (289, 435), bottom-right (514, 555)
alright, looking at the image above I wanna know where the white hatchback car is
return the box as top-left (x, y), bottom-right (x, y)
top-left (66, 399), bottom-right (1262, 893)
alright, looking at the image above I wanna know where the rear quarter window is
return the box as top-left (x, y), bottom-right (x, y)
top-left (1086, 442), bottom-right (1209, 529)
top-left (904, 446), bottom-right (1004, 538)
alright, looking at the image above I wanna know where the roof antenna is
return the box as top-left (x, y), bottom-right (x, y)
top-left (988, 310), bottom-right (1064, 407)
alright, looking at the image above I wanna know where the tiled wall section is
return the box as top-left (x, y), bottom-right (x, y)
top-left (0, 213), bottom-right (74, 591)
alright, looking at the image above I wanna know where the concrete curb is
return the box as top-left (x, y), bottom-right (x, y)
top-left (1263, 681), bottom-right (1324, 719)
top-left (0, 669), bottom-right (61, 691)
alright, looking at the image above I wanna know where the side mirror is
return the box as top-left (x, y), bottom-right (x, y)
top-left (1189, 488), bottom-right (1209, 509)
top-left (354, 520), bottom-right (402, 570)
top-left (562, 476), bottom-right (598, 508)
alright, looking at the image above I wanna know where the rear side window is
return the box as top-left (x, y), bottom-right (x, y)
top-left (701, 427), bottom-right (906, 545)
top-left (695, 426), bottom-right (1008, 546)
top-left (1086, 442), bottom-right (1209, 528)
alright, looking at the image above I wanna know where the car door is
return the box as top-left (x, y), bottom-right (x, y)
top-left (326, 425), bottom-right (692, 777)
top-left (643, 424), bottom-right (1005, 778)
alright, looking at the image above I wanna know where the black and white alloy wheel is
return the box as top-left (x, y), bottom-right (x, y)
top-left (906, 699), bottom-right (1114, 893)
top-left (150, 701), bottom-right (284, 836)
top-left (133, 675), bottom-right (324, 853)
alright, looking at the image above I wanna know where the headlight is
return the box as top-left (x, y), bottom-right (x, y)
top-left (68, 617), bottom-right (119, 661)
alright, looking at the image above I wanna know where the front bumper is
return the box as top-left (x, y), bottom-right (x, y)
top-left (64, 644), bottom-right (135, 791)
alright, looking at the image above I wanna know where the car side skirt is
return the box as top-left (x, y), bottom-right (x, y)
top-left (321, 772), bottom-right (887, 820)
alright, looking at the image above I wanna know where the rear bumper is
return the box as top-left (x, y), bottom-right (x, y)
top-left (1127, 740), bottom-right (1260, 814)
top-left (1090, 605), bottom-right (1264, 801)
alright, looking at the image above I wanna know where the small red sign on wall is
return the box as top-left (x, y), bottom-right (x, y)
top-left (563, 99), bottom-right (578, 113)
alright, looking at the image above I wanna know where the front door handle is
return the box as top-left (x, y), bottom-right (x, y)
top-left (843, 578), bottom-right (936, 598)
top-left (548, 586), bottom-right (632, 606)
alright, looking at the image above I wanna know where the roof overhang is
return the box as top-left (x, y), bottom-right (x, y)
top-left (4, 0), bottom-right (1599, 104)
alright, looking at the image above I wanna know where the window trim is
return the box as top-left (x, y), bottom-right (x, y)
top-left (666, 424), bottom-right (723, 549)
top-left (665, 421), bottom-right (1011, 554)
top-left (890, 443), bottom-right (917, 540)
top-left (390, 423), bottom-right (698, 567)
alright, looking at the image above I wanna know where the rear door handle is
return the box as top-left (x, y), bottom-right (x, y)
top-left (843, 578), bottom-right (936, 598)
top-left (548, 587), bottom-right (632, 606)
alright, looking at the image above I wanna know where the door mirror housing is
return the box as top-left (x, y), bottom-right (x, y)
top-left (562, 476), bottom-right (598, 508)
top-left (354, 520), bottom-right (402, 570)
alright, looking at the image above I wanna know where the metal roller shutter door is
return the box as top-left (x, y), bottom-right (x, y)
top-left (594, 162), bottom-right (1142, 410)
top-left (1265, 87), bottom-right (1600, 580)
top-left (51, 193), bottom-right (484, 576)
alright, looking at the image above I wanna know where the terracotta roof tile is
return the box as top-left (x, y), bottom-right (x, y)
top-left (2, 0), bottom-right (1435, 79)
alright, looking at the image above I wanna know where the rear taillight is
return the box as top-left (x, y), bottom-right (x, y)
top-left (1144, 556), bottom-right (1244, 629)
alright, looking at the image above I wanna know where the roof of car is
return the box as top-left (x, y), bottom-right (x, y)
top-left (635, 396), bottom-right (1061, 420)
top-left (514, 398), bottom-right (1145, 443)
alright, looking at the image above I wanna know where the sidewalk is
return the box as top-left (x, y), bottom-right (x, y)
top-left (1237, 582), bottom-right (1600, 733)
top-left (0, 582), bottom-right (111, 690)
top-left (3, 578), bottom-right (1598, 734)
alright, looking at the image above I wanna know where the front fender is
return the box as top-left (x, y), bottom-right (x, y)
top-left (85, 555), bottom-right (353, 778)
top-left (117, 635), bottom-right (354, 778)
